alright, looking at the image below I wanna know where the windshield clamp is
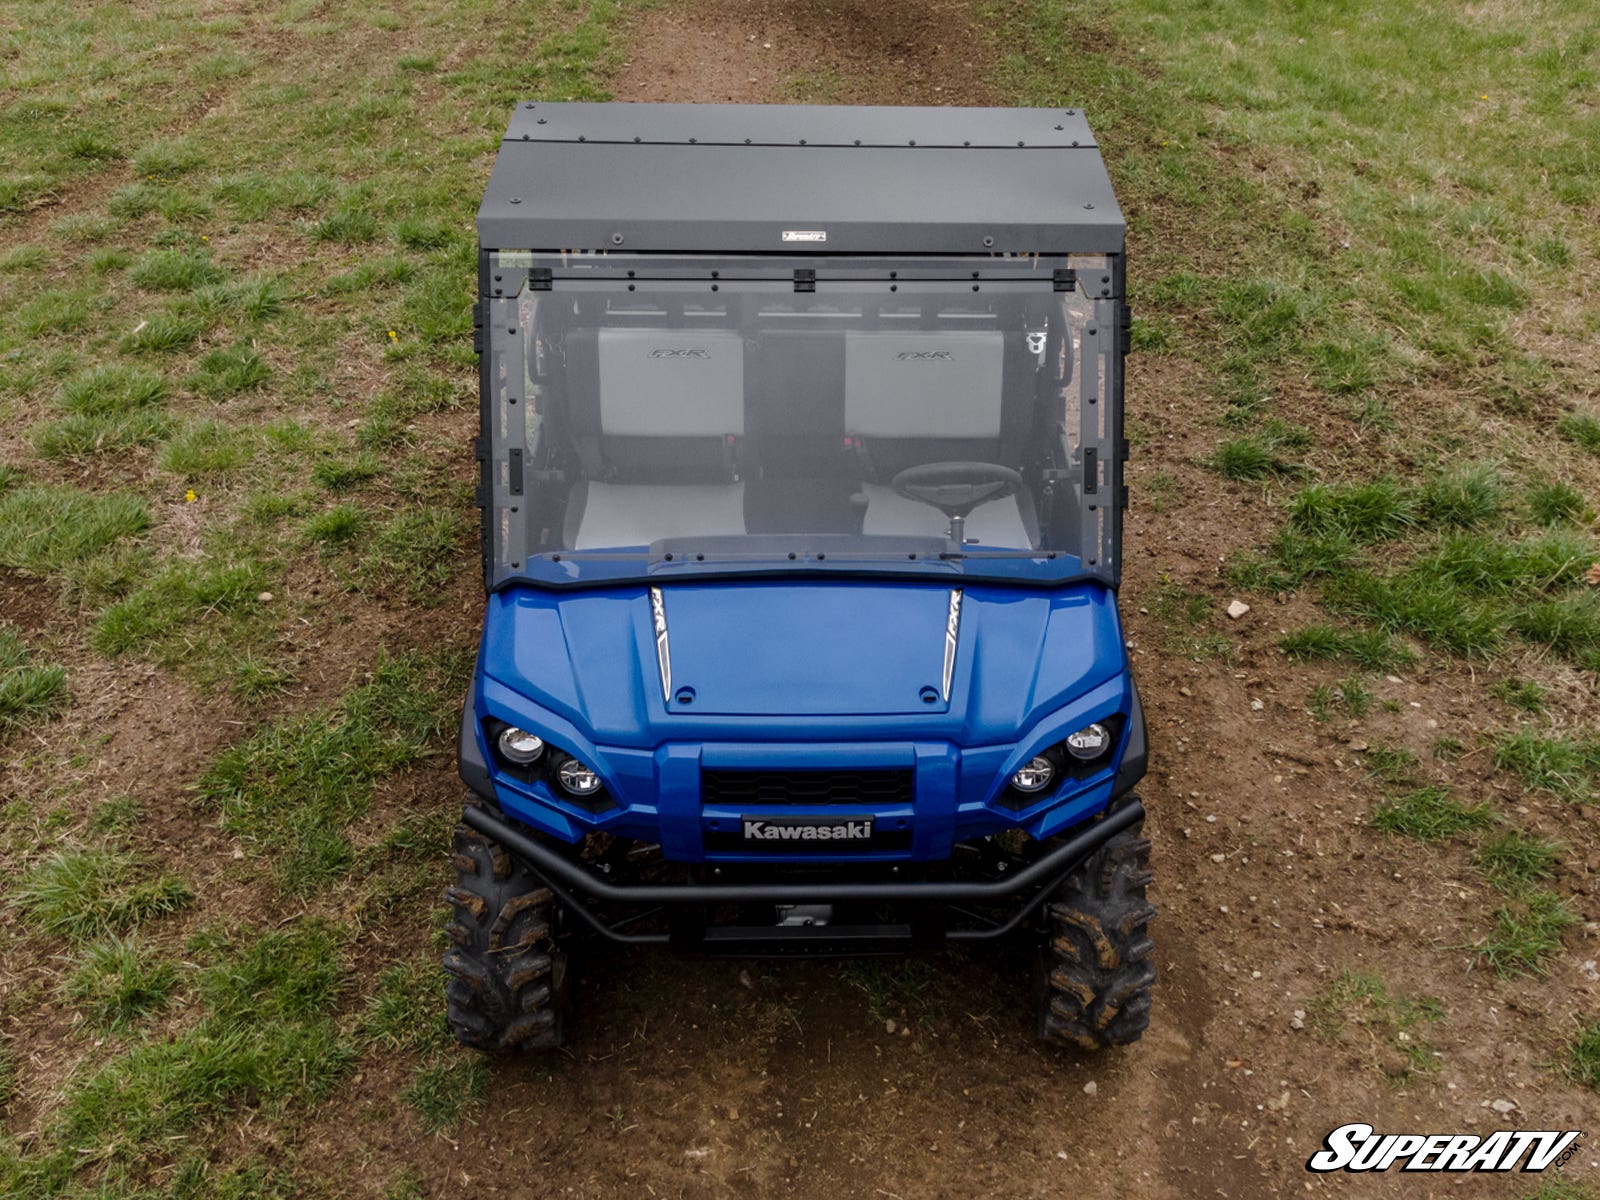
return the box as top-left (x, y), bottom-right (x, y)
top-left (793, 268), bottom-right (817, 293)
top-left (1052, 267), bottom-right (1076, 292)
top-left (529, 267), bottom-right (553, 291)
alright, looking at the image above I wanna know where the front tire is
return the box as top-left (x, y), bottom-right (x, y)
top-left (1035, 820), bottom-right (1156, 1049)
top-left (442, 824), bottom-right (570, 1051)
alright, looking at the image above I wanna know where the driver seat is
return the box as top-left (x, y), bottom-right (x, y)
top-left (844, 331), bottom-right (1037, 547)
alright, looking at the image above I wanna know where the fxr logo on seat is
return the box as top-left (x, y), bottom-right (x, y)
top-left (895, 350), bottom-right (952, 361)
top-left (648, 348), bottom-right (711, 359)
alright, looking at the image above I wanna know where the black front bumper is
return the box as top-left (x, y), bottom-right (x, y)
top-left (463, 798), bottom-right (1145, 956)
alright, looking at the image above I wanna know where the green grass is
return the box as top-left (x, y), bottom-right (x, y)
top-left (1527, 480), bottom-right (1591, 526)
top-left (1212, 434), bottom-right (1297, 481)
top-left (92, 558), bottom-right (270, 662)
top-left (195, 921), bottom-right (344, 1024)
top-left (188, 342), bottom-right (271, 399)
top-left (1493, 730), bottom-right (1600, 801)
top-left (1523, 1176), bottom-right (1600, 1200)
top-left (64, 937), bottom-right (179, 1030)
top-left (1479, 890), bottom-right (1578, 978)
top-left (34, 409), bottom-right (174, 459)
top-left (1570, 1023), bottom-right (1600, 1092)
top-left (1416, 468), bottom-right (1503, 530)
top-left (1475, 830), bottom-right (1562, 893)
top-left (1489, 678), bottom-right (1546, 714)
top-left (1278, 624), bottom-right (1415, 671)
top-left (1370, 786), bottom-right (1492, 841)
top-left (1308, 675), bottom-right (1369, 722)
top-left (1556, 412), bottom-right (1600, 454)
top-left (129, 247), bottom-right (225, 292)
top-left (0, 486), bottom-right (149, 575)
top-left (228, 653), bottom-right (297, 700)
top-left (401, 1055), bottom-right (490, 1133)
top-left (305, 503), bottom-right (370, 547)
top-left (0, 0), bottom-right (626, 1184)
top-left (0, 624), bottom-right (68, 732)
top-left (57, 364), bottom-right (168, 414)
top-left (59, 1018), bottom-right (353, 1160)
top-left (0, 919), bottom-right (357, 1186)
top-left (17, 846), bottom-right (192, 940)
top-left (1308, 969), bottom-right (1442, 1082)
top-left (361, 963), bottom-right (451, 1054)
top-left (311, 453), bottom-right (382, 492)
top-left (1290, 479), bottom-right (1414, 544)
top-left (158, 419), bottom-right (259, 476)
top-left (211, 170), bottom-right (336, 220)
top-left (358, 508), bottom-right (467, 603)
top-left (1361, 743), bottom-right (1419, 786)
top-left (121, 310), bottom-right (205, 354)
top-left (14, 289), bottom-right (95, 337)
top-left (196, 652), bottom-right (456, 893)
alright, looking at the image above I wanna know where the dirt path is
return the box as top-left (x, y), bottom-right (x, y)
top-left (366, 6), bottom-right (1600, 1199)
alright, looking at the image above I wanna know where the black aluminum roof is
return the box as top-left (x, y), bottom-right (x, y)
top-left (478, 103), bottom-right (1124, 255)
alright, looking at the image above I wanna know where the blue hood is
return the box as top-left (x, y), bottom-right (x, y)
top-left (479, 578), bottom-right (1125, 746)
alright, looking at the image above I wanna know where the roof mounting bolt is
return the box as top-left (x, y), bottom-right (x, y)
top-left (982, 236), bottom-right (994, 247)
top-left (689, 137), bottom-right (697, 143)
top-left (537, 118), bottom-right (547, 124)
top-left (798, 138), bottom-right (807, 145)
top-left (1066, 108), bottom-right (1076, 115)
top-left (963, 140), bottom-right (972, 147)
top-left (633, 136), bottom-right (641, 143)
top-left (745, 137), bottom-right (753, 144)
top-left (1084, 203), bottom-right (1095, 210)
top-left (909, 139), bottom-right (916, 146)
top-left (611, 233), bottom-right (624, 245)
top-left (1071, 140), bottom-right (1080, 147)
top-left (1054, 124), bottom-right (1064, 130)
top-left (521, 134), bottom-right (529, 140)
top-left (1018, 140), bottom-right (1026, 147)
top-left (509, 197), bottom-right (521, 204)
top-left (853, 138), bottom-right (862, 146)
top-left (524, 102), bottom-right (536, 109)
top-left (577, 135), bottom-right (586, 142)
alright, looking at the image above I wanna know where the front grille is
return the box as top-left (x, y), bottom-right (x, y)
top-left (700, 768), bottom-right (914, 807)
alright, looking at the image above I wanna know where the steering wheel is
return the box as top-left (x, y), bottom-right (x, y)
top-left (890, 462), bottom-right (1022, 520)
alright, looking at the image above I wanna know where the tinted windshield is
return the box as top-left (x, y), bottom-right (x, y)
top-left (483, 256), bottom-right (1119, 585)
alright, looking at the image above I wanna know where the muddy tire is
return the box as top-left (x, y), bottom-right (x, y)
top-left (1035, 822), bottom-right (1155, 1050)
top-left (443, 824), bottom-right (570, 1051)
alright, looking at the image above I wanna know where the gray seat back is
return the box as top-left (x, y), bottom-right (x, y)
top-left (568, 328), bottom-right (745, 482)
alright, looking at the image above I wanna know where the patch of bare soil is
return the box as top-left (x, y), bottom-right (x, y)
top-left (613, 0), bottom-right (1001, 106)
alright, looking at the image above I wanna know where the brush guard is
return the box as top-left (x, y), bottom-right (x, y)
top-left (461, 798), bottom-right (1144, 957)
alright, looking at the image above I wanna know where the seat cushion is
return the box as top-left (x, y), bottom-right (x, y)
top-left (567, 481), bottom-right (746, 550)
top-left (858, 483), bottom-right (1033, 548)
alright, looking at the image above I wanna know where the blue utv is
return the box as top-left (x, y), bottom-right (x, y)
top-left (446, 102), bottom-right (1153, 1052)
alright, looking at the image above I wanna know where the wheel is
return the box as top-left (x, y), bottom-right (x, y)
top-left (442, 823), bottom-right (571, 1051)
top-left (1035, 821), bottom-right (1155, 1049)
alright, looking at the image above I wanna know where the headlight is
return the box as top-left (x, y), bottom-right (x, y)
top-left (1065, 722), bottom-right (1111, 760)
top-left (555, 756), bottom-right (603, 797)
top-left (496, 726), bottom-right (545, 765)
top-left (1009, 755), bottom-right (1056, 793)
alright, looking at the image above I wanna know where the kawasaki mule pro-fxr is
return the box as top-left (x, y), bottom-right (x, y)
top-left (447, 102), bottom-right (1153, 1051)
